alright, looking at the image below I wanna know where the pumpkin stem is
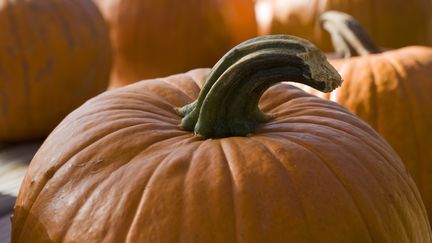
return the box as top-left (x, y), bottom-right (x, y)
top-left (320, 11), bottom-right (382, 58)
top-left (178, 35), bottom-right (342, 138)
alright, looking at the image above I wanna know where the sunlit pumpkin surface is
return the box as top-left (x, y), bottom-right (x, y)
top-left (12, 68), bottom-right (431, 243)
top-left (292, 11), bottom-right (432, 223)
top-left (299, 46), bottom-right (432, 223)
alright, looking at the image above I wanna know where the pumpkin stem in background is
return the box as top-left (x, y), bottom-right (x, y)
top-left (320, 11), bottom-right (382, 58)
top-left (179, 35), bottom-right (342, 139)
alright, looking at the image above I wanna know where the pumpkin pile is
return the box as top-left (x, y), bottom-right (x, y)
top-left (5, 1), bottom-right (432, 243)
top-left (11, 35), bottom-right (432, 242)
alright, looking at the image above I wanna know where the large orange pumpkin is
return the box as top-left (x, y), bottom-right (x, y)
top-left (0, 0), bottom-right (112, 142)
top-left (255, 0), bottom-right (432, 51)
top-left (93, 0), bottom-right (257, 87)
top-left (295, 11), bottom-right (432, 222)
top-left (12, 35), bottom-right (431, 242)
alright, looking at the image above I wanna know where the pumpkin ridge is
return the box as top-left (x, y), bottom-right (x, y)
top-left (287, 130), bottom-right (416, 240)
top-left (266, 106), bottom-right (371, 132)
top-left (225, 138), bottom-right (274, 241)
top-left (267, 118), bottom-right (426, 216)
top-left (218, 140), bottom-right (240, 243)
top-left (15, 122), bottom-right (176, 234)
top-left (178, 140), bottom-right (217, 242)
top-left (176, 140), bottom-right (239, 242)
top-left (86, 96), bottom-right (180, 121)
top-left (100, 111), bottom-right (179, 125)
top-left (58, 109), bottom-right (180, 139)
top-left (125, 143), bottom-right (199, 242)
top-left (381, 53), bottom-right (422, 163)
top-left (260, 131), bottom-right (375, 241)
top-left (318, 126), bottom-right (427, 240)
top-left (102, 109), bottom-right (180, 125)
top-left (59, 172), bottom-right (118, 242)
top-left (263, 97), bottom-right (350, 118)
top-left (380, 53), bottom-right (428, 217)
top-left (162, 78), bottom-right (197, 102)
top-left (281, 134), bottom-right (382, 242)
top-left (185, 69), bottom-right (211, 89)
top-left (262, 114), bottom-right (395, 170)
top-left (268, 115), bottom-right (392, 166)
top-left (118, 82), bottom-right (191, 112)
top-left (61, 135), bottom-right (198, 242)
top-left (247, 136), bottom-right (315, 241)
top-left (62, 149), bottom-right (174, 242)
top-left (108, 91), bottom-right (178, 108)
top-left (136, 135), bottom-right (199, 162)
top-left (161, 75), bottom-right (201, 102)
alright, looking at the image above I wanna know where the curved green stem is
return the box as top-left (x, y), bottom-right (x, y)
top-left (320, 11), bottom-right (382, 58)
top-left (179, 35), bottom-right (342, 139)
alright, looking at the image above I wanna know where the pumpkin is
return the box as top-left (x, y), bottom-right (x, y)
top-left (93, 0), bottom-right (257, 87)
top-left (12, 35), bottom-right (431, 242)
top-left (255, 0), bottom-right (432, 51)
top-left (0, 0), bottom-right (112, 142)
top-left (295, 11), bottom-right (432, 222)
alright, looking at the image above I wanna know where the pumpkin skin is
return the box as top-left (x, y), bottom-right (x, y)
top-left (255, 0), bottom-right (432, 51)
top-left (305, 47), bottom-right (432, 222)
top-left (12, 36), bottom-right (432, 242)
top-left (0, 0), bottom-right (112, 142)
top-left (296, 11), bottom-right (432, 222)
top-left (93, 0), bottom-right (257, 87)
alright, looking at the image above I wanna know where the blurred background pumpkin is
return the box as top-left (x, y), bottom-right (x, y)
top-left (255, 0), bottom-right (432, 51)
top-left (0, 0), bottom-right (112, 142)
top-left (93, 0), bottom-right (257, 88)
top-left (294, 11), bottom-right (432, 222)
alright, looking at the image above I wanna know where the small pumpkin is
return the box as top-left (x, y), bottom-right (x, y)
top-left (93, 0), bottom-right (257, 87)
top-left (255, 0), bottom-right (432, 51)
top-left (0, 0), bottom-right (112, 142)
top-left (12, 35), bottom-right (431, 242)
top-left (295, 11), bottom-right (432, 222)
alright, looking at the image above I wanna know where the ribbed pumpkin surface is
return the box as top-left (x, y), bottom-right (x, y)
top-left (12, 69), bottom-right (431, 243)
top-left (298, 46), bottom-right (432, 222)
